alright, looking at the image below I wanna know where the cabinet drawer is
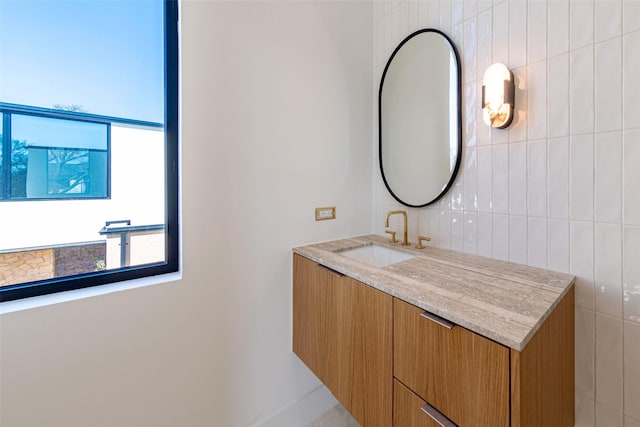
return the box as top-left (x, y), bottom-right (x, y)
top-left (393, 298), bottom-right (510, 427)
top-left (394, 379), bottom-right (457, 427)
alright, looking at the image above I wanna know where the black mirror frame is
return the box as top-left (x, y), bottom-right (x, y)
top-left (378, 28), bottom-right (463, 208)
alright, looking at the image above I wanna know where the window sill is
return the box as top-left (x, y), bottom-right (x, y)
top-left (0, 271), bottom-right (182, 314)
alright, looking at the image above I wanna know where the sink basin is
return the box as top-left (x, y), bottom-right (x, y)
top-left (339, 244), bottom-right (416, 267)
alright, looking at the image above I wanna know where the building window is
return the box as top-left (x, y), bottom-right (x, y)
top-left (1, 111), bottom-right (109, 200)
top-left (0, 0), bottom-right (179, 302)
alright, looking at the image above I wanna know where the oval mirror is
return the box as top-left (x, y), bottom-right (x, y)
top-left (379, 29), bottom-right (462, 207)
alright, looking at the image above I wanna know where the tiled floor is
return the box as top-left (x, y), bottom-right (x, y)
top-left (308, 404), bottom-right (360, 427)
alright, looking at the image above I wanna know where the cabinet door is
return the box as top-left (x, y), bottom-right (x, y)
top-left (394, 299), bottom-right (509, 427)
top-left (293, 255), bottom-right (393, 427)
top-left (331, 276), bottom-right (393, 427)
top-left (292, 254), bottom-right (339, 386)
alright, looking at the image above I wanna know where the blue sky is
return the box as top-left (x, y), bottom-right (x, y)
top-left (0, 0), bottom-right (164, 123)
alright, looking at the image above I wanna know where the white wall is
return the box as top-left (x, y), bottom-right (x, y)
top-left (372, 0), bottom-right (640, 425)
top-left (0, 2), bottom-right (372, 426)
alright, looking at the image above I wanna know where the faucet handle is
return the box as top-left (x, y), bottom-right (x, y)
top-left (416, 235), bottom-right (431, 249)
top-left (385, 229), bottom-right (398, 244)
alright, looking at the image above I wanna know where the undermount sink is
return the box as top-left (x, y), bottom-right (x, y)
top-left (339, 244), bottom-right (416, 268)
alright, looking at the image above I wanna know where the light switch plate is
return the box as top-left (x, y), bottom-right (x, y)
top-left (315, 207), bottom-right (336, 221)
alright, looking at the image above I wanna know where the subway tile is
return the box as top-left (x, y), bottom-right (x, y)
top-left (595, 403), bottom-right (623, 427)
top-left (623, 226), bottom-right (640, 324)
top-left (548, 219), bottom-right (570, 273)
top-left (570, 0), bottom-right (594, 50)
top-left (451, 24), bottom-right (464, 57)
top-left (477, 8), bottom-right (492, 80)
top-left (595, 314), bottom-right (623, 412)
top-left (417, 0), bottom-right (429, 28)
top-left (374, 0), bottom-right (385, 21)
top-left (595, 0), bottom-right (622, 42)
top-left (528, 139), bottom-right (547, 218)
top-left (623, 0), bottom-right (640, 33)
top-left (428, 208), bottom-right (440, 243)
top-left (595, 132), bottom-right (622, 223)
top-left (548, 0), bottom-right (570, 57)
top-left (575, 307), bottom-right (596, 398)
top-left (509, 0), bottom-right (527, 68)
top-left (595, 223), bottom-right (623, 318)
top-left (407, 207), bottom-right (420, 241)
top-left (478, 0), bottom-right (491, 12)
top-left (548, 53), bottom-right (570, 138)
top-left (440, 190), bottom-right (451, 210)
top-left (452, 0), bottom-right (463, 26)
top-left (509, 215), bottom-right (527, 264)
top-left (464, 83), bottom-right (478, 147)
top-left (408, 1), bottom-right (419, 32)
top-left (623, 31), bottom-right (640, 129)
top-left (400, 1), bottom-right (410, 37)
top-left (571, 220), bottom-right (595, 310)
top-left (384, 7), bottom-right (394, 57)
top-left (450, 175), bottom-right (464, 210)
top-left (451, 211), bottom-right (464, 251)
top-left (527, 0), bottom-right (546, 63)
top-left (416, 208), bottom-right (430, 236)
top-left (548, 137), bottom-right (570, 219)
top-left (623, 129), bottom-right (640, 225)
top-left (528, 217), bottom-right (547, 268)
top-left (492, 127), bottom-right (509, 145)
top-left (493, 143), bottom-right (509, 214)
top-left (493, 213), bottom-right (509, 261)
top-left (464, 0), bottom-right (477, 21)
top-left (595, 39), bottom-right (622, 132)
top-left (570, 134), bottom-right (594, 221)
top-left (477, 146), bottom-right (493, 212)
top-left (477, 212), bottom-right (492, 257)
top-left (463, 19), bottom-right (477, 84)
top-left (463, 211), bottom-right (478, 254)
top-left (427, 0), bottom-right (440, 28)
top-left (439, 0), bottom-right (451, 30)
top-left (509, 142), bottom-right (527, 215)
top-left (463, 146), bottom-right (478, 210)
top-left (527, 60), bottom-right (547, 140)
top-left (624, 321), bottom-right (640, 420)
top-left (570, 46), bottom-right (595, 134)
top-left (375, 18), bottom-right (386, 68)
top-left (493, 1), bottom-right (508, 64)
top-left (385, 0), bottom-right (397, 14)
top-left (439, 210), bottom-right (452, 249)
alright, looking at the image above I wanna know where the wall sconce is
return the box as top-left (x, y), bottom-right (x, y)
top-left (482, 63), bottom-right (515, 128)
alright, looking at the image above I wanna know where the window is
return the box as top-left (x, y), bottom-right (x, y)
top-left (0, 0), bottom-right (179, 302)
top-left (1, 111), bottom-right (109, 200)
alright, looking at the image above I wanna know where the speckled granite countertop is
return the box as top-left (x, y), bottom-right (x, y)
top-left (293, 234), bottom-right (575, 351)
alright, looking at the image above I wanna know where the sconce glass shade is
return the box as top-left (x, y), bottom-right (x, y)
top-left (482, 63), bottom-right (515, 128)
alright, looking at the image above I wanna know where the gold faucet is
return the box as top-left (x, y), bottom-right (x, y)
top-left (385, 210), bottom-right (409, 246)
top-left (416, 235), bottom-right (431, 249)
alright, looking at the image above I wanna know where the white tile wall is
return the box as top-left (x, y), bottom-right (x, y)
top-left (372, 0), bottom-right (640, 424)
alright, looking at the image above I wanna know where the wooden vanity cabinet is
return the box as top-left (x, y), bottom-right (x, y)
top-left (293, 253), bottom-right (574, 427)
top-left (292, 254), bottom-right (393, 427)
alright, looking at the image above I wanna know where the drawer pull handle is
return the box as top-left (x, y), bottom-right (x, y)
top-left (420, 311), bottom-right (454, 329)
top-left (421, 402), bottom-right (458, 427)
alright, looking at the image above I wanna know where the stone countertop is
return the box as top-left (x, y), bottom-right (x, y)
top-left (292, 234), bottom-right (575, 351)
